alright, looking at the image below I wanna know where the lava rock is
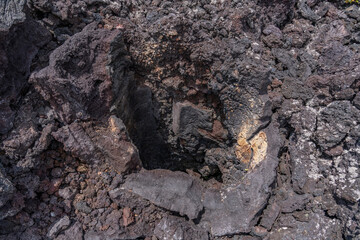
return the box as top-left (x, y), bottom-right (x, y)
top-left (269, 212), bottom-right (342, 239)
top-left (298, 0), bottom-right (321, 22)
top-left (154, 216), bottom-right (208, 240)
top-left (172, 101), bottom-right (213, 152)
top-left (47, 215), bottom-right (71, 239)
top-left (0, 171), bottom-right (15, 208)
top-left (1, 0), bottom-right (360, 239)
top-left (281, 78), bottom-right (314, 101)
top-left (0, 18), bottom-right (50, 134)
top-left (353, 92), bottom-right (360, 109)
top-left (29, 22), bottom-right (126, 124)
top-left (74, 201), bottom-right (92, 214)
top-left (315, 101), bottom-right (360, 150)
top-left (0, 0), bottom-right (26, 30)
top-left (52, 116), bottom-right (141, 173)
top-left (260, 202), bottom-right (281, 230)
top-left (125, 122), bottom-right (282, 236)
top-left (278, 190), bottom-right (311, 213)
top-left (124, 169), bottom-right (204, 220)
top-left (55, 222), bottom-right (83, 240)
top-left (58, 187), bottom-right (77, 200)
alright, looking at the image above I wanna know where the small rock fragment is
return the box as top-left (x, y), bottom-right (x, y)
top-left (58, 187), bottom-right (77, 200)
top-left (74, 201), bottom-right (92, 214)
top-left (260, 203), bottom-right (281, 230)
top-left (47, 216), bottom-right (71, 238)
top-left (122, 207), bottom-right (134, 227)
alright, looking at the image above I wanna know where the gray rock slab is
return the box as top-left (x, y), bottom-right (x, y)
top-left (124, 169), bottom-right (204, 220)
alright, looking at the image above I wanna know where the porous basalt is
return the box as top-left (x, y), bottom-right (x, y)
top-left (0, 0), bottom-right (359, 239)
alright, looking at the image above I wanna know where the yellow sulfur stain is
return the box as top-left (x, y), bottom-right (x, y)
top-left (109, 116), bottom-right (119, 134)
top-left (235, 137), bottom-right (252, 165)
top-left (249, 131), bottom-right (267, 169)
top-left (235, 123), bottom-right (268, 170)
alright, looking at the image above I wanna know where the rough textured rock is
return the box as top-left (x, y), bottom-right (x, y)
top-left (201, 122), bottom-right (282, 236)
top-left (125, 121), bottom-right (281, 236)
top-left (268, 212), bottom-right (342, 240)
top-left (52, 116), bottom-right (141, 173)
top-left (0, 0), bottom-right (26, 31)
top-left (315, 101), bottom-right (359, 150)
top-left (124, 169), bottom-right (204, 220)
top-left (47, 215), bottom-right (70, 238)
top-left (29, 22), bottom-right (126, 124)
top-left (0, 17), bottom-right (50, 134)
top-left (0, 170), bottom-right (15, 208)
top-left (154, 216), bottom-right (209, 240)
top-left (0, 0), bottom-right (360, 239)
top-left (55, 222), bottom-right (83, 240)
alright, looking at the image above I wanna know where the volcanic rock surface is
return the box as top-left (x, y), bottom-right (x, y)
top-left (0, 0), bottom-right (359, 239)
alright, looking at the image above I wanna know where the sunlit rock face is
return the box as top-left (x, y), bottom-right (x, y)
top-left (0, 0), bottom-right (360, 239)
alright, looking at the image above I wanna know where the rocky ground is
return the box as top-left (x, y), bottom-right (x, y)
top-left (0, 0), bottom-right (359, 239)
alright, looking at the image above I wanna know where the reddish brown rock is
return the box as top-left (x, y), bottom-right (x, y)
top-left (325, 145), bottom-right (343, 157)
top-left (29, 23), bottom-right (123, 124)
top-left (47, 179), bottom-right (63, 195)
top-left (122, 207), bottom-right (134, 227)
top-left (52, 116), bottom-right (141, 174)
top-left (1, 0), bottom-right (360, 239)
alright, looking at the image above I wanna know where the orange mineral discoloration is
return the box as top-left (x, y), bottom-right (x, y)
top-left (109, 115), bottom-right (120, 134)
top-left (249, 131), bottom-right (268, 169)
top-left (235, 123), bottom-right (268, 170)
top-left (235, 137), bottom-right (252, 165)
